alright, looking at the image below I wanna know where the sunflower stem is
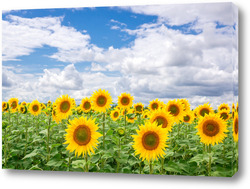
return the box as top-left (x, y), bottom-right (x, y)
top-left (24, 115), bottom-right (28, 157)
top-left (116, 138), bottom-right (121, 173)
top-left (85, 154), bottom-right (89, 172)
top-left (149, 160), bottom-right (153, 174)
top-left (208, 144), bottom-right (212, 176)
top-left (139, 161), bottom-right (142, 174)
top-left (161, 157), bottom-right (165, 174)
top-left (102, 113), bottom-right (106, 149)
top-left (68, 154), bottom-right (71, 171)
top-left (47, 114), bottom-right (51, 162)
top-left (4, 128), bottom-right (8, 168)
top-left (236, 142), bottom-right (238, 171)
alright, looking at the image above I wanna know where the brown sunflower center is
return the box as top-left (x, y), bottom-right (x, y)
top-left (32, 105), bottom-right (39, 112)
top-left (220, 113), bottom-right (228, 120)
top-left (11, 101), bottom-right (17, 109)
top-left (96, 95), bottom-right (107, 107)
top-left (200, 108), bottom-right (209, 117)
top-left (73, 125), bottom-right (91, 146)
top-left (83, 101), bottom-right (91, 110)
top-left (135, 105), bottom-right (143, 113)
top-left (121, 97), bottom-right (130, 106)
top-left (203, 120), bottom-right (220, 137)
top-left (114, 111), bottom-right (119, 118)
top-left (169, 105), bottom-right (179, 116)
top-left (184, 115), bottom-right (190, 122)
top-left (151, 103), bottom-right (158, 110)
top-left (234, 117), bottom-right (238, 134)
top-left (154, 116), bottom-right (168, 128)
top-left (142, 131), bottom-right (159, 150)
top-left (60, 101), bottom-right (70, 113)
top-left (220, 106), bottom-right (227, 111)
top-left (144, 114), bottom-right (148, 118)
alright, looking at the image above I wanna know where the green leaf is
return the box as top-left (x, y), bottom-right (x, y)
top-left (46, 160), bottom-right (64, 167)
top-left (22, 149), bottom-right (39, 160)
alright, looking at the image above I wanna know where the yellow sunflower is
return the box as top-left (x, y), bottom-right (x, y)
top-left (40, 103), bottom-right (46, 110)
top-left (64, 116), bottom-right (102, 157)
top-left (126, 109), bottom-right (137, 123)
top-left (149, 109), bottom-right (174, 133)
top-left (29, 100), bottom-right (41, 116)
top-left (236, 102), bottom-right (238, 113)
top-left (183, 110), bottom-right (195, 124)
top-left (19, 105), bottom-right (27, 114)
top-left (21, 101), bottom-right (27, 106)
top-left (118, 92), bottom-right (134, 110)
top-left (2, 102), bottom-right (9, 112)
top-left (148, 99), bottom-right (164, 111)
top-left (218, 103), bottom-right (230, 113)
top-left (76, 107), bottom-right (83, 115)
top-left (142, 110), bottom-right (151, 119)
top-left (55, 94), bottom-right (74, 120)
top-left (233, 112), bottom-right (238, 142)
top-left (52, 108), bottom-right (61, 123)
top-left (134, 102), bottom-right (144, 114)
top-left (91, 89), bottom-right (112, 113)
top-left (8, 98), bottom-right (19, 113)
top-left (165, 99), bottom-right (185, 122)
top-left (80, 97), bottom-right (92, 113)
top-left (195, 103), bottom-right (213, 117)
top-left (179, 99), bottom-right (191, 111)
top-left (196, 114), bottom-right (228, 146)
top-left (111, 109), bottom-right (120, 121)
top-left (132, 121), bottom-right (168, 162)
top-left (218, 110), bottom-right (230, 121)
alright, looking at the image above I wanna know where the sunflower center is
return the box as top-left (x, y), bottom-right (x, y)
top-left (151, 103), bottom-right (158, 110)
top-left (73, 125), bottom-right (91, 146)
top-left (155, 116), bottom-right (168, 128)
top-left (114, 112), bottom-right (119, 118)
top-left (234, 118), bottom-right (238, 134)
top-left (11, 102), bottom-right (17, 109)
top-left (32, 105), bottom-right (39, 112)
top-left (136, 106), bottom-right (142, 112)
top-left (83, 101), bottom-right (91, 110)
top-left (220, 113), bottom-right (228, 120)
top-left (60, 101), bottom-right (70, 113)
top-left (142, 131), bottom-right (159, 150)
top-left (96, 95), bottom-right (107, 107)
top-left (203, 120), bottom-right (220, 137)
top-left (220, 107), bottom-right (227, 111)
top-left (200, 108), bottom-right (209, 117)
top-left (184, 115), bottom-right (190, 122)
top-left (169, 105), bottom-right (179, 116)
top-left (121, 97), bottom-right (130, 106)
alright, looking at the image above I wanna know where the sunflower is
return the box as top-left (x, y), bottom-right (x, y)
top-left (117, 127), bottom-right (125, 137)
top-left (64, 116), bottom-right (102, 157)
top-left (126, 109), bottom-right (137, 123)
top-left (183, 111), bottom-right (195, 124)
top-left (2, 102), bottom-right (9, 112)
top-left (149, 109), bottom-right (174, 133)
top-left (55, 94), bottom-right (74, 120)
top-left (80, 97), bottom-right (92, 113)
top-left (118, 92), bottom-right (134, 110)
top-left (111, 109), bottom-right (120, 121)
top-left (148, 99), bottom-right (164, 111)
top-left (179, 99), bottom-right (191, 111)
top-left (165, 99), bottom-right (185, 122)
top-left (8, 98), bottom-right (19, 113)
top-left (142, 110), bottom-right (150, 119)
top-left (233, 112), bottom-right (238, 142)
top-left (134, 102), bottom-right (144, 114)
top-left (19, 105), bottom-right (27, 114)
top-left (218, 103), bottom-right (230, 113)
top-left (76, 107), bottom-right (83, 115)
top-left (236, 102), bottom-right (238, 113)
top-left (132, 121), bottom-right (168, 162)
top-left (218, 110), bottom-right (230, 121)
top-left (91, 89), bottom-right (112, 113)
top-left (196, 114), bottom-right (228, 146)
top-left (52, 108), bottom-right (61, 123)
top-left (21, 101), bottom-right (27, 106)
top-left (40, 103), bottom-right (46, 110)
top-left (195, 103), bottom-right (213, 117)
top-left (29, 100), bottom-right (41, 116)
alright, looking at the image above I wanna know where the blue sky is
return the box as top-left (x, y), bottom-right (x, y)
top-left (2, 3), bottom-right (238, 108)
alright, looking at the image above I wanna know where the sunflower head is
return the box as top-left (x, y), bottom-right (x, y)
top-left (132, 121), bottom-right (168, 162)
top-left (91, 89), bottom-right (112, 113)
top-left (134, 102), bottom-right (144, 114)
top-left (55, 94), bottom-right (74, 120)
top-left (19, 105), bottom-right (27, 114)
top-left (64, 116), bottom-right (102, 157)
top-left (149, 109), bottom-right (174, 133)
top-left (40, 103), bottom-right (46, 110)
top-left (52, 108), bottom-right (61, 123)
top-left (195, 103), bottom-right (213, 117)
top-left (29, 100), bottom-right (41, 116)
top-left (165, 99), bottom-right (185, 122)
top-left (2, 102), bottom-right (9, 112)
top-left (236, 102), bottom-right (239, 113)
top-left (148, 99), bottom-right (164, 111)
top-left (233, 112), bottom-right (239, 142)
top-left (80, 97), bottom-right (92, 113)
top-left (218, 110), bottom-right (230, 121)
top-left (183, 111), bottom-right (195, 123)
top-left (111, 109), bottom-right (120, 121)
top-left (196, 114), bottom-right (228, 146)
top-left (8, 98), bottom-right (19, 113)
top-left (118, 92), bottom-right (134, 110)
top-left (218, 103), bottom-right (230, 113)
top-left (76, 107), bottom-right (83, 115)
top-left (142, 110), bottom-right (150, 119)
top-left (117, 127), bottom-right (125, 137)
top-left (179, 99), bottom-right (191, 111)
top-left (21, 101), bottom-right (27, 106)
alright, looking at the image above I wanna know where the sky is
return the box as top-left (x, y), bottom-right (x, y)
top-left (2, 2), bottom-right (238, 108)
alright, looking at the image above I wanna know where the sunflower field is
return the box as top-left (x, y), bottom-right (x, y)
top-left (2, 89), bottom-right (238, 177)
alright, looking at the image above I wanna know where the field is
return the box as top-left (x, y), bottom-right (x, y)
top-left (2, 91), bottom-right (238, 177)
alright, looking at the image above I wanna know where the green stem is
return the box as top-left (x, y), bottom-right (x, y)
top-left (208, 144), bottom-right (212, 176)
top-left (139, 161), bottom-right (142, 174)
top-left (47, 115), bottom-right (51, 162)
top-left (161, 157), bottom-right (165, 174)
top-left (4, 128), bottom-right (8, 168)
top-left (85, 154), bottom-right (89, 172)
top-left (149, 160), bottom-right (153, 174)
top-left (24, 115), bottom-right (28, 156)
top-left (68, 153), bottom-right (71, 171)
top-left (102, 113), bottom-right (106, 149)
top-left (116, 138), bottom-right (121, 173)
top-left (236, 142), bottom-right (238, 171)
